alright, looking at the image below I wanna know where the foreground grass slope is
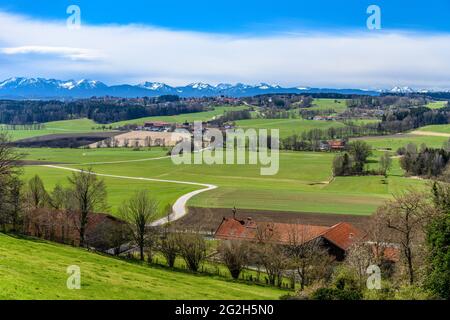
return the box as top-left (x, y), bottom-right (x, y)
top-left (0, 233), bottom-right (284, 300)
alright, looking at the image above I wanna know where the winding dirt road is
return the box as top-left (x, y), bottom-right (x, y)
top-left (43, 164), bottom-right (218, 226)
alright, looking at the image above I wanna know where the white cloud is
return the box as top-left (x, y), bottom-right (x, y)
top-left (1, 45), bottom-right (102, 61)
top-left (1, 11), bottom-right (450, 89)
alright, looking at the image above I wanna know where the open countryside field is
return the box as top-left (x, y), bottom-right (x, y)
top-left (0, 233), bottom-right (284, 300)
top-left (426, 101), bottom-right (448, 109)
top-left (1, 119), bottom-right (103, 141)
top-left (415, 124), bottom-right (450, 135)
top-left (110, 105), bottom-right (249, 127)
top-left (354, 134), bottom-right (449, 151)
top-left (20, 147), bottom-right (198, 216)
top-left (1, 106), bottom-right (248, 141)
top-left (21, 148), bottom-right (427, 216)
top-left (235, 118), bottom-right (347, 138)
top-left (307, 98), bottom-right (348, 113)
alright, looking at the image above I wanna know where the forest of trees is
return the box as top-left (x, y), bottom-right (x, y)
top-left (0, 96), bottom-right (216, 124)
top-left (399, 143), bottom-right (450, 177)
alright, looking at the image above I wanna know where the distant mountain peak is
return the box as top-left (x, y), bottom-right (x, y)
top-left (388, 86), bottom-right (416, 94)
top-left (0, 76), bottom-right (387, 99)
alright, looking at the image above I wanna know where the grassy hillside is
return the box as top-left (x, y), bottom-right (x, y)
top-left (0, 233), bottom-right (284, 300)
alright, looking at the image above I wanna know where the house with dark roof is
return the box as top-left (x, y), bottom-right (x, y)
top-left (143, 121), bottom-right (172, 132)
top-left (214, 217), bottom-right (365, 261)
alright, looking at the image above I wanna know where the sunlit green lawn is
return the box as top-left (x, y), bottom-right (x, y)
top-left (0, 233), bottom-right (284, 300)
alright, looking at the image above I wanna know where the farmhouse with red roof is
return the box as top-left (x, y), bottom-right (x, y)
top-left (215, 217), bottom-right (365, 261)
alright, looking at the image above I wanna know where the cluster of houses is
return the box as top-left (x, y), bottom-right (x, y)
top-left (137, 120), bottom-right (234, 134)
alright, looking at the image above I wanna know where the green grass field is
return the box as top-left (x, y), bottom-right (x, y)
top-left (416, 124), bottom-right (450, 134)
top-left (21, 148), bottom-right (427, 216)
top-left (426, 101), bottom-right (448, 109)
top-left (20, 148), bottom-right (197, 216)
top-left (0, 233), bottom-right (284, 300)
top-left (235, 118), bottom-right (347, 138)
top-left (308, 98), bottom-right (348, 113)
top-left (1, 106), bottom-right (248, 141)
top-left (1, 119), bottom-right (104, 141)
top-left (111, 105), bottom-right (249, 127)
top-left (354, 134), bottom-right (449, 151)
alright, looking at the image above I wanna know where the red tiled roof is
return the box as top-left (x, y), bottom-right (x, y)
top-left (320, 222), bottom-right (364, 251)
top-left (328, 140), bottom-right (346, 149)
top-left (371, 244), bottom-right (400, 262)
top-left (215, 218), bottom-right (361, 251)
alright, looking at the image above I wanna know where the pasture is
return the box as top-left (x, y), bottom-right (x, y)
top-left (308, 98), bottom-right (348, 113)
top-left (426, 101), bottom-right (448, 109)
top-left (1, 106), bottom-right (247, 141)
top-left (354, 134), bottom-right (449, 151)
top-left (1, 119), bottom-right (103, 141)
top-left (110, 105), bottom-right (249, 127)
top-left (0, 233), bottom-right (284, 300)
top-left (415, 124), bottom-right (450, 135)
top-left (21, 148), bottom-right (427, 216)
top-left (234, 118), bottom-right (346, 138)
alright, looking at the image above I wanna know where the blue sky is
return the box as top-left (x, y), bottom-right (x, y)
top-left (1, 1), bottom-right (450, 89)
top-left (2, 0), bottom-right (450, 34)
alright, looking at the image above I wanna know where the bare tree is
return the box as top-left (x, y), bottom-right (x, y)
top-left (0, 133), bottom-right (22, 230)
top-left (376, 192), bottom-right (435, 284)
top-left (68, 169), bottom-right (108, 247)
top-left (218, 240), bottom-right (250, 280)
top-left (8, 176), bottom-right (24, 232)
top-left (379, 152), bottom-right (393, 178)
top-left (252, 224), bottom-right (288, 287)
top-left (175, 232), bottom-right (207, 272)
top-left (345, 241), bottom-right (375, 289)
top-left (159, 232), bottom-right (178, 268)
top-left (50, 183), bottom-right (69, 210)
top-left (284, 225), bottom-right (333, 290)
top-left (26, 175), bottom-right (49, 210)
top-left (119, 190), bottom-right (159, 261)
top-left (0, 133), bottom-right (21, 179)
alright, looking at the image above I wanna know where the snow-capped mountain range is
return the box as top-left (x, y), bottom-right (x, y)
top-left (0, 77), bottom-right (435, 99)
